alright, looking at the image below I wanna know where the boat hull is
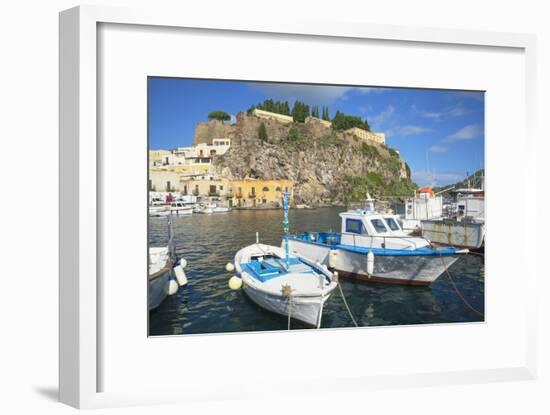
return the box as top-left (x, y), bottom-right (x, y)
top-left (421, 219), bottom-right (485, 249)
top-left (148, 268), bottom-right (171, 310)
top-left (243, 282), bottom-right (331, 327)
top-left (288, 239), bottom-right (461, 286)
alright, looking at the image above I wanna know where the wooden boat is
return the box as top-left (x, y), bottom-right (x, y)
top-left (234, 243), bottom-right (337, 327)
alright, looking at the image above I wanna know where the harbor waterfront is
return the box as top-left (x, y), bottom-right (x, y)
top-left (148, 207), bottom-right (484, 336)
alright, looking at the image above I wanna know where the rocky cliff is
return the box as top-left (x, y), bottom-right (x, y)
top-left (211, 113), bottom-right (414, 206)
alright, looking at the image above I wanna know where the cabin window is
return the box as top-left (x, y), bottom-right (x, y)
top-left (384, 217), bottom-right (400, 231)
top-left (345, 219), bottom-right (363, 234)
top-left (370, 219), bottom-right (388, 233)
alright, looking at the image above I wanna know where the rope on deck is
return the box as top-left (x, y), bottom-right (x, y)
top-left (439, 255), bottom-right (483, 317)
top-left (282, 284), bottom-right (294, 330)
top-left (338, 282), bottom-right (359, 327)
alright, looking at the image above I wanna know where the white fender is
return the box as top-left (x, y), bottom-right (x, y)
top-left (328, 249), bottom-right (338, 268)
top-left (367, 250), bottom-right (374, 276)
top-left (179, 258), bottom-right (187, 269)
top-left (225, 262), bottom-right (235, 272)
top-left (166, 278), bottom-right (178, 295)
top-left (174, 265), bottom-right (188, 286)
top-left (228, 276), bottom-right (242, 290)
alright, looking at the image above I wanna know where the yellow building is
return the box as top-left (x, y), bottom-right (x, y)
top-left (180, 177), bottom-right (293, 208)
top-left (345, 127), bottom-right (386, 145)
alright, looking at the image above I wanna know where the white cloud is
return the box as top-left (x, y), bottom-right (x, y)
top-left (444, 124), bottom-right (483, 143)
top-left (430, 145), bottom-right (448, 153)
top-left (386, 124), bottom-right (432, 137)
top-left (413, 104), bottom-right (466, 120)
top-left (371, 105), bottom-right (395, 126)
top-left (248, 83), bottom-right (352, 104)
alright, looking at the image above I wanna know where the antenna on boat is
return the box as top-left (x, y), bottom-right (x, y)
top-left (282, 189), bottom-right (290, 270)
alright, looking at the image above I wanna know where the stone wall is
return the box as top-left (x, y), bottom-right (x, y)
top-left (193, 120), bottom-right (235, 145)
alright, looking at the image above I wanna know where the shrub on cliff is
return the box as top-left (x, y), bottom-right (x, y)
top-left (258, 122), bottom-right (268, 142)
top-left (208, 111), bottom-right (231, 122)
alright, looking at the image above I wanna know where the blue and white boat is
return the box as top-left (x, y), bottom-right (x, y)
top-left (231, 191), bottom-right (337, 327)
top-left (287, 198), bottom-right (468, 286)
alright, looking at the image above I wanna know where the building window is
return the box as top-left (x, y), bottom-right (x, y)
top-left (148, 179), bottom-right (152, 191)
top-left (219, 185), bottom-right (223, 190)
top-left (275, 186), bottom-right (281, 192)
top-left (262, 199), bottom-right (267, 204)
top-left (262, 186), bottom-right (269, 192)
top-left (166, 181), bottom-right (171, 192)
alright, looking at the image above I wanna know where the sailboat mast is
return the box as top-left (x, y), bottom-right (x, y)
top-left (282, 190), bottom-right (290, 269)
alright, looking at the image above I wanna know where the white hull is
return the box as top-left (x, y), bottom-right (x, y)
top-left (288, 239), bottom-right (462, 286)
top-left (170, 207), bottom-right (193, 216)
top-left (421, 219), bottom-right (485, 249)
top-left (243, 283), bottom-right (330, 327)
top-left (148, 268), bottom-right (171, 310)
top-left (235, 243), bottom-right (337, 327)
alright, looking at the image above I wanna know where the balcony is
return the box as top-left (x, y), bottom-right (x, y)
top-left (192, 190), bottom-right (199, 196)
top-left (248, 193), bottom-right (256, 199)
top-left (208, 191), bottom-right (220, 197)
top-left (235, 193), bottom-right (243, 199)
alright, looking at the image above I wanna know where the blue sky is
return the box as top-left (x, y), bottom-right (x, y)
top-left (149, 78), bottom-right (484, 186)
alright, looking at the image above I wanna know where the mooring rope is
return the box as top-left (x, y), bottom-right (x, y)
top-left (439, 255), bottom-right (483, 317)
top-left (337, 282), bottom-right (359, 327)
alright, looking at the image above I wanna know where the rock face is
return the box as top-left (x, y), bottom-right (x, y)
top-left (193, 120), bottom-right (236, 145)
top-left (212, 113), bottom-right (411, 206)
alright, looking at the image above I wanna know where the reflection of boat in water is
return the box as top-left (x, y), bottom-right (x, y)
top-left (289, 196), bottom-right (467, 286)
top-left (148, 217), bottom-right (188, 310)
top-left (234, 243), bottom-right (337, 327)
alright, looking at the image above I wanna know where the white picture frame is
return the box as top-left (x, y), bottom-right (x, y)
top-left (59, 4), bottom-right (538, 409)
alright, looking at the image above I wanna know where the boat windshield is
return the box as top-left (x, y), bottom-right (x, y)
top-left (383, 217), bottom-right (400, 231)
top-left (370, 218), bottom-right (388, 233)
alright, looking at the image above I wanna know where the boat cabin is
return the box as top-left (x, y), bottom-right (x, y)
top-left (338, 209), bottom-right (429, 250)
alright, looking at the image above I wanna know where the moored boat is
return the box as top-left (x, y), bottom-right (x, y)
top-left (148, 217), bottom-right (188, 310)
top-left (233, 243), bottom-right (337, 327)
top-left (288, 197), bottom-right (467, 286)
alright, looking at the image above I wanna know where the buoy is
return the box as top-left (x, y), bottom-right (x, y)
top-left (367, 250), bottom-right (374, 276)
top-left (228, 276), bottom-right (242, 290)
top-left (173, 265), bottom-right (188, 286)
top-left (328, 250), bottom-right (338, 268)
top-left (166, 277), bottom-right (178, 295)
top-left (179, 258), bottom-right (187, 269)
top-left (225, 262), bottom-right (235, 272)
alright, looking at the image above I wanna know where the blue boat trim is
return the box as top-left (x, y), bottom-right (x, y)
top-left (290, 233), bottom-right (459, 257)
top-left (241, 255), bottom-right (320, 283)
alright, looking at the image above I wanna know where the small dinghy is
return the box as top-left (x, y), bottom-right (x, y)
top-left (229, 190), bottom-right (337, 328)
top-left (148, 216), bottom-right (188, 311)
top-left (234, 243), bottom-right (337, 327)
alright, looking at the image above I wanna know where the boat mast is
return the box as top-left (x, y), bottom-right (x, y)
top-left (282, 189), bottom-right (290, 269)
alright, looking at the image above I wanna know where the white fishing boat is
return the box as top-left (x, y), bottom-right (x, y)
top-left (197, 203), bottom-right (231, 214)
top-left (149, 205), bottom-right (170, 217)
top-left (420, 186), bottom-right (485, 249)
top-left (148, 217), bottom-right (188, 310)
top-left (288, 196), bottom-right (468, 286)
top-left (228, 191), bottom-right (337, 327)
top-left (169, 201), bottom-right (194, 216)
top-left (233, 243), bottom-right (337, 327)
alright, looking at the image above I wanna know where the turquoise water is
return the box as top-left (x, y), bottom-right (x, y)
top-left (148, 208), bottom-right (484, 336)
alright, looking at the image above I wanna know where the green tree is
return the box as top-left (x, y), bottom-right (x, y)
top-left (291, 101), bottom-right (310, 123)
top-left (258, 122), bottom-right (268, 142)
top-left (322, 106), bottom-right (330, 121)
top-left (332, 111), bottom-right (371, 131)
top-left (287, 126), bottom-right (301, 142)
top-left (208, 111), bottom-right (231, 122)
top-left (311, 105), bottom-right (319, 118)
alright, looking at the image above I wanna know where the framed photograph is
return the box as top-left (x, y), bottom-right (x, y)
top-left (60, 5), bottom-right (538, 409)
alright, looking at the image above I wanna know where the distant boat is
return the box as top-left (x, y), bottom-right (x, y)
top-left (169, 201), bottom-right (194, 216)
top-left (197, 203), bottom-right (231, 214)
top-left (289, 195), bottom-right (468, 286)
top-left (148, 217), bottom-right (187, 310)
